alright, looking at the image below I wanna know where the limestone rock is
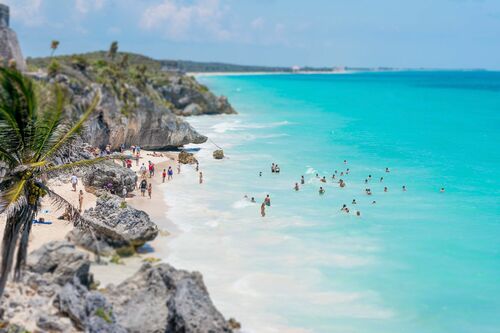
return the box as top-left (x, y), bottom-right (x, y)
top-left (68, 194), bottom-right (158, 255)
top-left (178, 151), bottom-right (198, 165)
top-left (27, 241), bottom-right (91, 287)
top-left (183, 103), bottom-right (202, 116)
top-left (213, 149), bottom-right (224, 159)
top-left (83, 161), bottom-right (137, 196)
top-left (105, 263), bottom-right (233, 333)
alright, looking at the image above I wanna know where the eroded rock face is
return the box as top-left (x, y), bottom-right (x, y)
top-left (66, 81), bottom-right (208, 150)
top-left (82, 161), bottom-right (137, 195)
top-left (68, 194), bottom-right (158, 255)
top-left (105, 263), bottom-right (233, 333)
top-left (27, 241), bottom-right (91, 287)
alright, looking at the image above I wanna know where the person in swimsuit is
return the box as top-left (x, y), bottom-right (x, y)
top-left (319, 187), bottom-right (325, 195)
top-left (386, 167), bottom-right (390, 173)
top-left (148, 184), bottom-right (152, 199)
top-left (259, 172), bottom-right (262, 177)
top-left (301, 176), bottom-right (305, 184)
top-left (265, 195), bottom-right (271, 206)
top-left (380, 177), bottom-right (383, 182)
top-left (251, 197), bottom-right (256, 203)
top-left (140, 179), bottom-right (147, 197)
top-left (294, 183), bottom-right (300, 191)
top-left (440, 187), bottom-right (445, 193)
top-left (261, 203), bottom-right (266, 217)
top-left (384, 186), bottom-right (388, 192)
top-left (162, 169), bottom-right (167, 183)
top-left (352, 199), bottom-right (357, 204)
top-left (321, 176), bottom-right (326, 183)
top-left (402, 185), bottom-right (407, 192)
top-left (199, 172), bottom-right (203, 184)
top-left (271, 163), bottom-right (276, 173)
top-left (168, 166), bottom-right (173, 180)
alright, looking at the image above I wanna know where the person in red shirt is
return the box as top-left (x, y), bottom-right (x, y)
top-left (162, 169), bottom-right (167, 183)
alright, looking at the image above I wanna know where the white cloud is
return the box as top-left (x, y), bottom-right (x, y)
top-left (140, 0), bottom-right (230, 41)
top-left (3, 0), bottom-right (44, 26)
top-left (251, 17), bottom-right (264, 30)
top-left (75, 0), bottom-right (106, 14)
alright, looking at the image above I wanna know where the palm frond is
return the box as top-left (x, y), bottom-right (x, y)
top-left (45, 156), bottom-right (109, 174)
top-left (0, 179), bottom-right (27, 214)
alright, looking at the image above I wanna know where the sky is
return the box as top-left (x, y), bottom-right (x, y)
top-left (3, 0), bottom-right (500, 69)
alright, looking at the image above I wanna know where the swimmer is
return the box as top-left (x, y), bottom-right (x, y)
top-left (344, 160), bottom-right (347, 164)
top-left (368, 175), bottom-right (372, 180)
top-left (301, 176), bottom-right (305, 184)
top-left (372, 201), bottom-right (376, 204)
top-left (365, 188), bottom-right (372, 195)
top-left (440, 187), bottom-right (445, 193)
top-left (341, 204), bottom-right (347, 212)
top-left (261, 203), bottom-right (266, 217)
top-left (294, 183), bottom-right (300, 191)
top-left (365, 179), bottom-right (368, 184)
top-left (385, 167), bottom-right (390, 173)
top-left (356, 211), bottom-right (361, 217)
top-left (319, 187), bottom-right (325, 195)
top-left (352, 199), bottom-right (357, 204)
top-left (321, 176), bottom-right (326, 183)
top-left (265, 195), bottom-right (271, 206)
top-left (259, 172), bottom-right (262, 177)
top-left (339, 179), bottom-right (346, 188)
top-left (316, 173), bottom-right (320, 178)
top-left (271, 163), bottom-right (275, 173)
top-left (402, 185), bottom-right (407, 192)
top-left (345, 208), bottom-right (350, 213)
top-left (340, 172), bottom-right (344, 176)
top-left (275, 165), bottom-right (281, 173)
top-left (335, 170), bottom-right (338, 174)
top-left (384, 186), bottom-right (388, 192)
top-left (346, 168), bottom-right (350, 174)
top-left (332, 174), bottom-right (336, 180)
top-left (380, 177), bottom-right (384, 182)
top-left (251, 197), bottom-right (256, 203)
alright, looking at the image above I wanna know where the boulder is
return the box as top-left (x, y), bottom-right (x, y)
top-left (0, 4), bottom-right (26, 72)
top-left (105, 263), bottom-right (233, 333)
top-left (27, 241), bottom-right (91, 287)
top-left (83, 161), bottom-right (137, 196)
top-left (178, 151), bottom-right (198, 165)
top-left (182, 103), bottom-right (202, 116)
top-left (213, 149), bottom-right (224, 160)
top-left (55, 279), bottom-right (127, 333)
top-left (67, 194), bottom-right (158, 255)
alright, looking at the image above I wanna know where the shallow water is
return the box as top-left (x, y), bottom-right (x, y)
top-left (161, 72), bottom-right (500, 333)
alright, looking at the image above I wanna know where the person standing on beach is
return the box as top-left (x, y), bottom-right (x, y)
top-left (168, 166), bottom-right (173, 180)
top-left (162, 169), bottom-right (167, 183)
top-left (136, 152), bottom-right (140, 166)
top-left (140, 163), bottom-right (147, 178)
top-left (140, 179), bottom-right (147, 197)
top-left (199, 172), bottom-right (203, 184)
top-left (70, 174), bottom-right (78, 192)
top-left (177, 163), bottom-right (181, 174)
top-left (261, 202), bottom-right (266, 217)
top-left (196, 162), bottom-right (199, 172)
top-left (78, 190), bottom-right (84, 212)
top-left (148, 183), bottom-right (152, 199)
top-left (131, 145), bottom-right (136, 155)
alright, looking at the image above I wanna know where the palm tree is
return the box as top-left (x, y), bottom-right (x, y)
top-left (50, 40), bottom-right (60, 58)
top-left (108, 41), bottom-right (119, 61)
top-left (0, 68), bottom-right (104, 297)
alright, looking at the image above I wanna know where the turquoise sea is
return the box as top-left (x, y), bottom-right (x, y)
top-left (162, 72), bottom-right (500, 333)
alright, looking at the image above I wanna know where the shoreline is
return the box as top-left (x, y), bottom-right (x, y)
top-left (189, 70), bottom-right (355, 77)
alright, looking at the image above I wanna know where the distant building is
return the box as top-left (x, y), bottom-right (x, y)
top-left (292, 65), bottom-right (301, 73)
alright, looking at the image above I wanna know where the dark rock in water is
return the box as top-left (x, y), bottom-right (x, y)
top-left (27, 241), bottom-right (91, 287)
top-left (228, 318), bottom-right (242, 330)
top-left (83, 161), bottom-right (137, 195)
top-left (213, 149), bottom-right (224, 159)
top-left (68, 194), bottom-right (158, 255)
top-left (178, 151), bottom-right (198, 165)
top-left (0, 4), bottom-right (26, 71)
top-left (55, 278), bottom-right (127, 333)
top-left (105, 263), bottom-right (233, 333)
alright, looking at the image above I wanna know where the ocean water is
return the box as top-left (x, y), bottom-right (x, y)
top-left (161, 72), bottom-right (500, 333)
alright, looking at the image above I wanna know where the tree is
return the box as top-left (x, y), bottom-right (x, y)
top-left (108, 41), bottom-right (119, 61)
top-left (0, 68), bottom-right (104, 298)
top-left (50, 40), bottom-right (60, 58)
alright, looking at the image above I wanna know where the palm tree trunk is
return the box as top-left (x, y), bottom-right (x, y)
top-left (0, 205), bottom-right (35, 298)
top-left (14, 216), bottom-right (33, 281)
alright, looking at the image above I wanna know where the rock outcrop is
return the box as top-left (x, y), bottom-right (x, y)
top-left (105, 263), bottom-right (233, 333)
top-left (156, 75), bottom-right (236, 116)
top-left (178, 151), bottom-right (198, 165)
top-left (83, 160), bottom-right (137, 195)
top-left (67, 194), bottom-right (158, 255)
top-left (213, 149), bottom-right (224, 159)
top-left (0, 5), bottom-right (26, 71)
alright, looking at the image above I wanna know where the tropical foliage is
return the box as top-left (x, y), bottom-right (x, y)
top-left (0, 68), bottom-right (102, 297)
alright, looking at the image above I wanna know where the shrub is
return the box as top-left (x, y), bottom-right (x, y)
top-left (47, 59), bottom-right (60, 77)
top-left (115, 245), bottom-right (135, 257)
top-left (95, 307), bottom-right (113, 324)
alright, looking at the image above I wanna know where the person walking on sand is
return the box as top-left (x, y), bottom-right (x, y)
top-left (140, 163), bottom-right (147, 178)
top-left (162, 169), bottom-right (167, 183)
top-left (168, 166), bottom-right (173, 180)
top-left (199, 172), bottom-right (203, 184)
top-left (148, 184), bottom-right (152, 199)
top-left (70, 174), bottom-right (78, 192)
top-left (265, 194), bottom-right (271, 206)
top-left (261, 202), bottom-right (266, 217)
top-left (140, 179), bottom-right (147, 197)
top-left (78, 190), bottom-right (84, 212)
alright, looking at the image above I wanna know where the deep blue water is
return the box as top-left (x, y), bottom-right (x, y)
top-left (165, 71), bottom-right (500, 333)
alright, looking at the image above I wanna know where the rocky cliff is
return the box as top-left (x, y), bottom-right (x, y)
top-left (0, 4), bottom-right (26, 71)
top-left (26, 52), bottom-right (235, 150)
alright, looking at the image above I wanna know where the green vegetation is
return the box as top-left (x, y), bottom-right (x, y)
top-left (109, 254), bottom-right (124, 265)
top-left (95, 307), bottom-right (113, 324)
top-left (0, 68), bottom-right (104, 298)
top-left (115, 245), bottom-right (135, 257)
top-left (142, 257), bottom-right (161, 264)
top-left (119, 201), bottom-right (127, 209)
